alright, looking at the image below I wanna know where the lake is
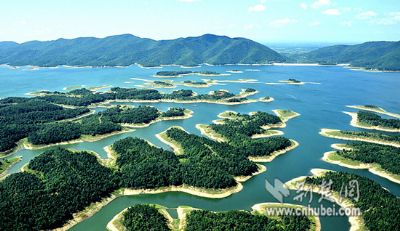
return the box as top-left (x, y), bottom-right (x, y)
top-left (1, 64), bottom-right (399, 231)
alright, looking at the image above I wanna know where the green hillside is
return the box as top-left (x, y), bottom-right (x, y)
top-left (298, 41), bottom-right (400, 71)
top-left (0, 34), bottom-right (286, 67)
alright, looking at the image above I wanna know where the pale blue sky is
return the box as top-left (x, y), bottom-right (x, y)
top-left (1, 0), bottom-right (399, 44)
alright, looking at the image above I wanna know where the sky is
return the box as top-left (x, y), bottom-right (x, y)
top-left (0, 0), bottom-right (399, 44)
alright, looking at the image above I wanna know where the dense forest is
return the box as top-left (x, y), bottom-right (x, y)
top-left (0, 98), bottom-right (188, 151)
top-left (185, 209), bottom-right (312, 231)
top-left (0, 87), bottom-right (252, 109)
top-left (0, 100), bottom-right (89, 152)
top-left (336, 130), bottom-right (400, 142)
top-left (306, 171), bottom-right (400, 231)
top-left (161, 107), bottom-right (186, 117)
top-left (112, 129), bottom-right (256, 189)
top-left (357, 111), bottom-right (400, 129)
top-left (209, 112), bottom-right (292, 157)
top-left (336, 142), bottom-right (400, 174)
top-left (122, 205), bottom-right (170, 231)
top-left (0, 148), bottom-right (117, 230)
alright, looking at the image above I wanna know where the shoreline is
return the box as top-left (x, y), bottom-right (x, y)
top-left (273, 109), bottom-right (301, 123)
top-left (251, 202), bottom-right (321, 231)
top-left (343, 111), bottom-right (400, 132)
top-left (322, 145), bottom-right (400, 184)
top-left (234, 164), bottom-right (267, 182)
top-left (195, 124), bottom-right (227, 142)
top-left (346, 105), bottom-right (400, 119)
top-left (155, 127), bottom-right (185, 155)
top-left (320, 128), bottom-right (400, 148)
top-left (248, 140), bottom-right (299, 162)
top-left (0, 156), bottom-right (22, 179)
top-left (123, 183), bottom-right (243, 199)
top-left (100, 97), bottom-right (258, 106)
top-left (22, 129), bottom-right (133, 151)
top-left (284, 169), bottom-right (366, 231)
top-left (251, 130), bottom-right (284, 139)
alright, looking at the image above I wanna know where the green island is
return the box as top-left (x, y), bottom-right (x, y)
top-left (2, 87), bottom-right (261, 107)
top-left (154, 71), bottom-right (226, 77)
top-left (259, 96), bottom-right (274, 102)
top-left (107, 203), bottom-right (320, 231)
top-left (0, 100), bottom-right (192, 154)
top-left (273, 109), bottom-right (301, 123)
top-left (346, 105), bottom-right (400, 119)
top-left (181, 80), bottom-right (218, 88)
top-left (148, 80), bottom-right (176, 88)
top-left (285, 169), bottom-right (400, 231)
top-left (280, 78), bottom-right (304, 85)
top-left (344, 110), bottom-right (400, 132)
top-left (0, 108), bottom-right (298, 230)
top-left (196, 110), bottom-right (299, 162)
top-left (320, 128), bottom-right (400, 148)
top-left (323, 142), bottom-right (400, 184)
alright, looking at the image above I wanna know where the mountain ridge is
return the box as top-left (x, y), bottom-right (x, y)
top-left (298, 41), bottom-right (400, 71)
top-left (0, 34), bottom-right (286, 67)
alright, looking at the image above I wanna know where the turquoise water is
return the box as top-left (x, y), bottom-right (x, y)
top-left (1, 64), bottom-right (399, 231)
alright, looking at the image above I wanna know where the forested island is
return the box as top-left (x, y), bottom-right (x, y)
top-left (0, 100), bottom-right (192, 154)
top-left (0, 148), bottom-right (118, 230)
top-left (107, 203), bottom-right (319, 231)
top-left (0, 107), bottom-right (298, 229)
top-left (347, 105), bottom-right (400, 119)
top-left (345, 111), bottom-right (400, 132)
top-left (320, 129), bottom-right (400, 148)
top-left (155, 71), bottom-right (223, 77)
top-left (0, 87), bottom-right (260, 109)
top-left (196, 110), bottom-right (298, 162)
top-left (287, 170), bottom-right (400, 231)
top-left (323, 142), bottom-right (400, 183)
top-left (280, 78), bottom-right (304, 85)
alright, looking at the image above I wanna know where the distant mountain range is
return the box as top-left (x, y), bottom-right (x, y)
top-left (0, 34), bottom-right (398, 70)
top-left (297, 41), bottom-right (400, 71)
top-left (0, 34), bottom-right (286, 67)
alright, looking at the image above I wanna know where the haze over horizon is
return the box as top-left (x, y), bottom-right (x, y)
top-left (1, 0), bottom-right (399, 44)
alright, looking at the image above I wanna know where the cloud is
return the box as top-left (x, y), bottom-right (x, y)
top-left (300, 3), bottom-right (308, 10)
top-left (356, 11), bottom-right (377, 20)
top-left (248, 4), bottom-right (266, 12)
top-left (269, 18), bottom-right (297, 27)
top-left (323, 9), bottom-right (341, 16)
top-left (372, 11), bottom-right (400, 25)
top-left (311, 0), bottom-right (331, 9)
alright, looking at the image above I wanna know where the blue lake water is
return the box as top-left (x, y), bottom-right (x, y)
top-left (0, 64), bottom-right (399, 231)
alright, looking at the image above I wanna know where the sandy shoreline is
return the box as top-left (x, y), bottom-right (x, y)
top-left (234, 164), bottom-right (267, 182)
top-left (251, 130), bottom-right (283, 139)
top-left (344, 111), bottom-right (400, 132)
top-left (156, 129), bottom-right (185, 155)
top-left (284, 169), bottom-right (366, 231)
top-left (322, 145), bottom-right (400, 184)
top-left (252, 203), bottom-right (321, 231)
top-left (196, 124), bottom-right (227, 142)
top-left (248, 140), bottom-right (299, 162)
top-left (320, 128), bottom-right (400, 148)
top-left (346, 105), bottom-right (400, 119)
top-left (273, 109), bottom-right (301, 122)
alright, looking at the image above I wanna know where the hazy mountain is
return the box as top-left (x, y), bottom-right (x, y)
top-left (0, 34), bottom-right (286, 67)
